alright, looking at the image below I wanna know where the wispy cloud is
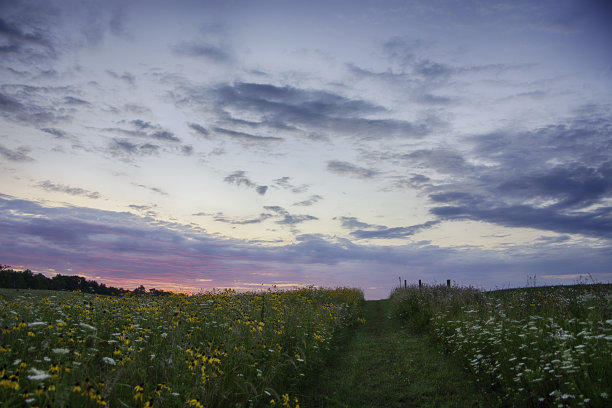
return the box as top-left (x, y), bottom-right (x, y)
top-left (273, 177), bottom-right (309, 193)
top-left (188, 123), bottom-right (210, 138)
top-left (0, 143), bottom-right (34, 162)
top-left (263, 206), bottom-right (318, 225)
top-left (338, 216), bottom-right (439, 240)
top-left (350, 220), bottom-right (440, 240)
top-left (132, 183), bottom-right (169, 196)
top-left (40, 127), bottom-right (68, 138)
top-left (37, 180), bottom-right (101, 199)
top-left (293, 195), bottom-right (323, 207)
top-left (213, 127), bottom-right (283, 143)
top-left (224, 171), bottom-right (268, 195)
top-left (174, 82), bottom-right (431, 141)
top-left (108, 139), bottom-right (160, 158)
top-left (213, 212), bottom-right (274, 225)
top-left (326, 160), bottom-right (379, 179)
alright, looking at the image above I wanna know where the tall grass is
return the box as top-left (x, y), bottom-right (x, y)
top-left (0, 286), bottom-right (364, 407)
top-left (390, 284), bottom-right (612, 407)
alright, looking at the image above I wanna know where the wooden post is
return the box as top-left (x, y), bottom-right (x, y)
top-left (399, 276), bottom-right (401, 287)
top-left (447, 279), bottom-right (451, 288)
top-left (418, 279), bottom-right (422, 288)
top-left (404, 279), bottom-right (407, 288)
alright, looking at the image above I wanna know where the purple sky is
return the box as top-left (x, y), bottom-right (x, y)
top-left (1, 0), bottom-right (611, 299)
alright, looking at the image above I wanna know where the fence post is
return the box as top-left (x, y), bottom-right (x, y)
top-left (447, 279), bottom-right (451, 288)
top-left (404, 279), bottom-right (407, 288)
top-left (418, 279), bottom-right (422, 289)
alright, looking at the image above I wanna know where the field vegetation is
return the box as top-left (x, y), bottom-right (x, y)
top-left (390, 282), bottom-right (612, 407)
top-left (0, 286), bottom-right (364, 407)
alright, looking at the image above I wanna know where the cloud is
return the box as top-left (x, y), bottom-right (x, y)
top-left (173, 41), bottom-right (232, 63)
top-left (293, 195), bottom-right (323, 206)
top-left (263, 206), bottom-right (318, 225)
top-left (326, 160), bottom-right (379, 179)
top-left (40, 127), bottom-right (67, 138)
top-left (0, 194), bottom-right (610, 299)
top-left (103, 120), bottom-right (181, 146)
top-left (0, 87), bottom-right (69, 125)
top-left (405, 148), bottom-right (475, 173)
top-left (0, 15), bottom-right (56, 62)
top-left (37, 180), bottom-right (101, 199)
top-left (422, 116), bottom-right (612, 240)
top-left (224, 171), bottom-right (268, 195)
top-left (338, 216), bottom-right (381, 230)
top-left (213, 127), bottom-right (284, 143)
top-left (0, 143), bottom-right (34, 162)
top-left (431, 193), bottom-right (612, 239)
top-left (181, 145), bottom-right (194, 155)
top-left (381, 36), bottom-right (432, 68)
top-left (63, 96), bottom-right (90, 106)
top-left (188, 123), bottom-right (210, 138)
top-left (108, 139), bottom-right (160, 158)
top-left (151, 130), bottom-right (180, 142)
top-left (106, 70), bottom-right (135, 85)
top-left (350, 220), bottom-right (440, 240)
top-left (176, 82), bottom-right (430, 141)
top-left (338, 216), bottom-right (439, 240)
top-left (0, 92), bottom-right (24, 112)
top-left (273, 177), bottom-right (309, 193)
top-left (213, 212), bottom-right (274, 225)
top-left (132, 183), bottom-right (169, 196)
top-left (414, 59), bottom-right (455, 79)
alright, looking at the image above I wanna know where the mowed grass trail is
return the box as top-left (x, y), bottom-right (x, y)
top-left (300, 299), bottom-right (492, 408)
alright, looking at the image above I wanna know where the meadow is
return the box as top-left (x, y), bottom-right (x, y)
top-left (390, 283), bottom-right (612, 407)
top-left (0, 286), bottom-right (364, 407)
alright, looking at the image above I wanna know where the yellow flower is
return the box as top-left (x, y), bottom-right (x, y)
top-left (133, 383), bottom-right (144, 401)
top-left (187, 398), bottom-right (205, 408)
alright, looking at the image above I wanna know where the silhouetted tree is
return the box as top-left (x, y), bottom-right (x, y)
top-left (0, 266), bottom-right (133, 296)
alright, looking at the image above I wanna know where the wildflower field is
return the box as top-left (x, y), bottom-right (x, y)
top-left (0, 286), bottom-right (364, 407)
top-left (391, 283), bottom-right (612, 407)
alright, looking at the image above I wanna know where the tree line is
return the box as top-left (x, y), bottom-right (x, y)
top-left (0, 265), bottom-right (170, 296)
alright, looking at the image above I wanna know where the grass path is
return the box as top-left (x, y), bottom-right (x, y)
top-left (299, 299), bottom-right (493, 407)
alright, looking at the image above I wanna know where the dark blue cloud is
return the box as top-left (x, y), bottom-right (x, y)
top-left (377, 114), bottom-right (612, 240)
top-left (431, 193), bottom-right (612, 239)
top-left (179, 82), bottom-right (432, 140)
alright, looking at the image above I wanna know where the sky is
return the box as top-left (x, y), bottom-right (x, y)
top-left (1, 0), bottom-right (611, 299)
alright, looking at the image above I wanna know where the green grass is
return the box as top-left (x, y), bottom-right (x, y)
top-left (300, 299), bottom-right (495, 407)
top-left (390, 283), bottom-right (612, 407)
